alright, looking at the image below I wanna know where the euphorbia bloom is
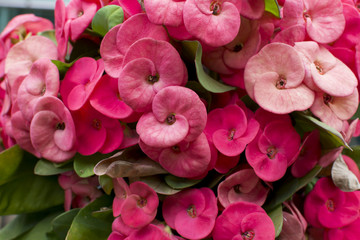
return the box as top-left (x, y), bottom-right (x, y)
top-left (30, 96), bottom-right (76, 162)
top-left (213, 201), bottom-right (275, 240)
top-left (144, 0), bottom-right (185, 27)
top-left (245, 120), bottom-right (301, 182)
top-left (112, 178), bottom-right (131, 217)
top-left (244, 42), bottom-right (315, 114)
top-left (324, 217), bottom-right (360, 240)
top-left (163, 188), bottom-right (218, 239)
top-left (125, 223), bottom-right (184, 240)
top-left (183, 0), bottom-right (242, 47)
top-left (119, 38), bottom-right (187, 112)
top-left (136, 86), bottom-right (207, 148)
top-left (304, 177), bottom-right (360, 229)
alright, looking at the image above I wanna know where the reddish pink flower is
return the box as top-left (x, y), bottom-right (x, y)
top-left (183, 0), bottom-right (241, 47)
top-left (217, 168), bottom-right (269, 208)
top-left (137, 86), bottom-right (207, 148)
top-left (112, 178), bottom-right (131, 217)
top-left (55, 0), bottom-right (70, 61)
top-left (30, 96), bottom-right (76, 162)
top-left (213, 201), bottom-right (275, 240)
top-left (163, 188), bottom-right (218, 239)
top-left (125, 223), bottom-right (183, 240)
top-left (304, 177), bottom-right (360, 229)
top-left (324, 217), bottom-right (360, 240)
top-left (343, 155), bottom-right (360, 182)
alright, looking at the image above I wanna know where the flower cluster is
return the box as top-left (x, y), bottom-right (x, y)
top-left (1, 0), bottom-right (360, 239)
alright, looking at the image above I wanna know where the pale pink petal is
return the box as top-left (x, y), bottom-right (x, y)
top-left (144, 0), bottom-right (185, 27)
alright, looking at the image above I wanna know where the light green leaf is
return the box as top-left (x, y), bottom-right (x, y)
top-left (99, 175), bottom-right (114, 195)
top-left (267, 204), bottom-right (283, 237)
top-left (47, 209), bottom-right (80, 240)
top-left (91, 5), bottom-right (124, 37)
top-left (66, 195), bottom-right (113, 240)
top-left (133, 175), bottom-right (181, 195)
top-left (34, 159), bottom-right (73, 176)
top-left (164, 175), bottom-right (201, 190)
top-left (264, 0), bottom-right (281, 18)
top-left (0, 145), bottom-right (24, 185)
top-left (182, 41), bottom-right (236, 93)
top-left (51, 60), bottom-right (74, 79)
top-left (37, 30), bottom-right (57, 45)
top-left (74, 152), bottom-right (112, 178)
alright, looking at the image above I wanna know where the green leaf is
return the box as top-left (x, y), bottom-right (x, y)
top-left (69, 38), bottom-right (100, 62)
top-left (34, 159), bottom-right (73, 176)
top-left (91, 5), bottom-right (124, 37)
top-left (74, 152), bottom-right (112, 178)
top-left (267, 204), bottom-right (283, 237)
top-left (51, 60), bottom-right (74, 79)
top-left (185, 81), bottom-right (212, 110)
top-left (0, 145), bottom-right (24, 185)
top-left (343, 145), bottom-right (360, 169)
top-left (37, 30), bottom-right (57, 45)
top-left (292, 112), bottom-right (351, 150)
top-left (264, 0), bottom-right (281, 18)
top-left (264, 166), bottom-right (322, 211)
top-left (182, 41), bottom-right (236, 93)
top-left (164, 175), bottom-right (201, 190)
top-left (134, 175), bottom-right (181, 195)
top-left (66, 195), bottom-right (113, 240)
top-left (99, 175), bottom-right (114, 195)
top-left (0, 211), bottom-right (50, 240)
top-left (47, 209), bottom-right (80, 240)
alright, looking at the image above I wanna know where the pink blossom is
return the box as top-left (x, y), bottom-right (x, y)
top-left (60, 57), bottom-right (104, 111)
top-left (55, 0), bottom-right (70, 60)
top-left (115, 0), bottom-right (142, 19)
top-left (17, 58), bottom-right (60, 121)
top-left (125, 223), bottom-right (183, 240)
top-left (254, 108), bottom-right (292, 130)
top-left (217, 168), bottom-right (269, 208)
top-left (324, 217), bottom-right (360, 240)
top-left (30, 96), bottom-right (76, 162)
top-left (245, 120), bottom-right (301, 182)
top-left (240, 0), bottom-right (265, 19)
top-left (163, 188), bottom-right (218, 239)
top-left (119, 38), bottom-right (187, 112)
top-left (112, 178), bottom-right (131, 217)
top-left (304, 177), bottom-right (360, 229)
top-left (136, 86), bottom-right (207, 148)
top-left (213, 201), bottom-right (275, 240)
top-left (343, 155), bottom-right (360, 182)
top-left (144, 0), bottom-right (185, 27)
top-left (0, 39), bottom-right (7, 79)
top-left (183, 0), bottom-right (241, 47)
top-left (244, 42), bottom-right (315, 114)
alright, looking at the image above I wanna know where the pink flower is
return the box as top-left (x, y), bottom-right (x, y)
top-left (30, 96), bottom-right (76, 162)
top-left (144, 0), bottom-right (185, 27)
top-left (136, 86), bottom-right (207, 148)
top-left (245, 120), bottom-right (301, 182)
top-left (183, 0), bottom-right (241, 47)
top-left (217, 168), bottom-right (269, 208)
top-left (112, 178), bottom-right (131, 217)
top-left (125, 223), bottom-right (183, 240)
top-left (119, 38), bottom-right (187, 112)
top-left (244, 42), bottom-right (315, 114)
top-left (163, 188), bottom-right (218, 239)
top-left (304, 177), bottom-right (360, 228)
top-left (324, 217), bottom-right (360, 240)
top-left (213, 201), bottom-right (275, 240)
top-left (240, 0), bottom-right (265, 19)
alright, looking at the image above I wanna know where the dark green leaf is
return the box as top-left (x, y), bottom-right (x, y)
top-left (182, 41), bottom-right (236, 93)
top-left (74, 152), bottom-right (113, 178)
top-left (34, 159), bottom-right (73, 176)
top-left (267, 204), bottom-right (283, 237)
top-left (91, 5), bottom-right (124, 37)
top-left (185, 81), bottom-right (212, 110)
top-left (133, 175), bottom-right (181, 195)
top-left (66, 195), bottom-right (113, 240)
top-left (343, 145), bottom-right (360, 169)
top-left (69, 38), bottom-right (100, 62)
top-left (99, 175), bottom-right (114, 195)
top-left (51, 60), bottom-right (74, 80)
top-left (241, 95), bottom-right (259, 112)
top-left (264, 0), bottom-right (281, 18)
top-left (351, 105), bottom-right (360, 120)
top-left (0, 145), bottom-right (24, 185)
top-left (46, 209), bottom-right (80, 240)
top-left (164, 175), bottom-right (201, 190)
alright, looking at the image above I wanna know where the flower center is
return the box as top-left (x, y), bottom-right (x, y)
top-left (276, 75), bottom-right (287, 89)
top-left (172, 145), bottom-right (180, 152)
top-left (210, 1), bottom-right (221, 15)
top-left (166, 113), bottom-right (176, 125)
top-left (137, 197), bottom-right (147, 208)
top-left (228, 128), bottom-right (236, 140)
top-left (323, 93), bottom-right (333, 105)
top-left (56, 122), bottom-right (65, 130)
top-left (233, 43), bottom-right (244, 52)
top-left (266, 146), bottom-right (277, 159)
top-left (92, 119), bottom-right (102, 130)
top-left (242, 230), bottom-right (255, 240)
top-left (326, 199), bottom-right (335, 212)
top-left (41, 86), bottom-right (46, 96)
top-left (314, 61), bottom-right (324, 75)
top-left (187, 205), bottom-right (197, 218)
top-left (303, 10), bottom-right (311, 20)
top-left (233, 184), bottom-right (242, 194)
top-left (78, 11), bottom-right (84, 17)
top-left (147, 74), bottom-right (159, 84)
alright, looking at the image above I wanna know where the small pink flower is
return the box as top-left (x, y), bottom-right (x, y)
top-left (125, 223), bottom-right (183, 240)
top-left (144, 0), bottom-right (186, 27)
top-left (112, 178), bottom-right (131, 217)
top-left (163, 188), bottom-right (218, 239)
top-left (304, 177), bottom-right (360, 229)
top-left (136, 86), bottom-right (207, 148)
top-left (324, 217), bottom-right (360, 240)
top-left (30, 96), bottom-right (76, 162)
top-left (213, 201), bottom-right (275, 240)
top-left (240, 0), bottom-right (265, 19)
top-left (217, 168), bottom-right (269, 208)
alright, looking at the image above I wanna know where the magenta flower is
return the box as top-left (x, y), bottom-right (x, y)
top-left (17, 58), bottom-right (60, 121)
top-left (125, 223), bottom-right (184, 240)
top-left (30, 96), bottom-right (76, 162)
top-left (244, 42), bottom-right (315, 114)
top-left (0, 39), bottom-right (7, 79)
top-left (324, 217), bottom-right (360, 240)
top-left (213, 201), bottom-right (275, 240)
top-left (304, 177), bottom-right (360, 229)
top-left (205, 104), bottom-right (259, 157)
top-left (163, 188), bottom-right (218, 239)
top-left (119, 38), bottom-right (187, 112)
top-left (112, 178), bottom-right (131, 217)
top-left (245, 120), bottom-right (301, 182)
top-left (137, 86), bottom-right (207, 148)
top-left (183, 0), bottom-right (241, 47)
top-left (217, 168), bottom-right (269, 208)
top-left (60, 57), bottom-right (104, 111)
